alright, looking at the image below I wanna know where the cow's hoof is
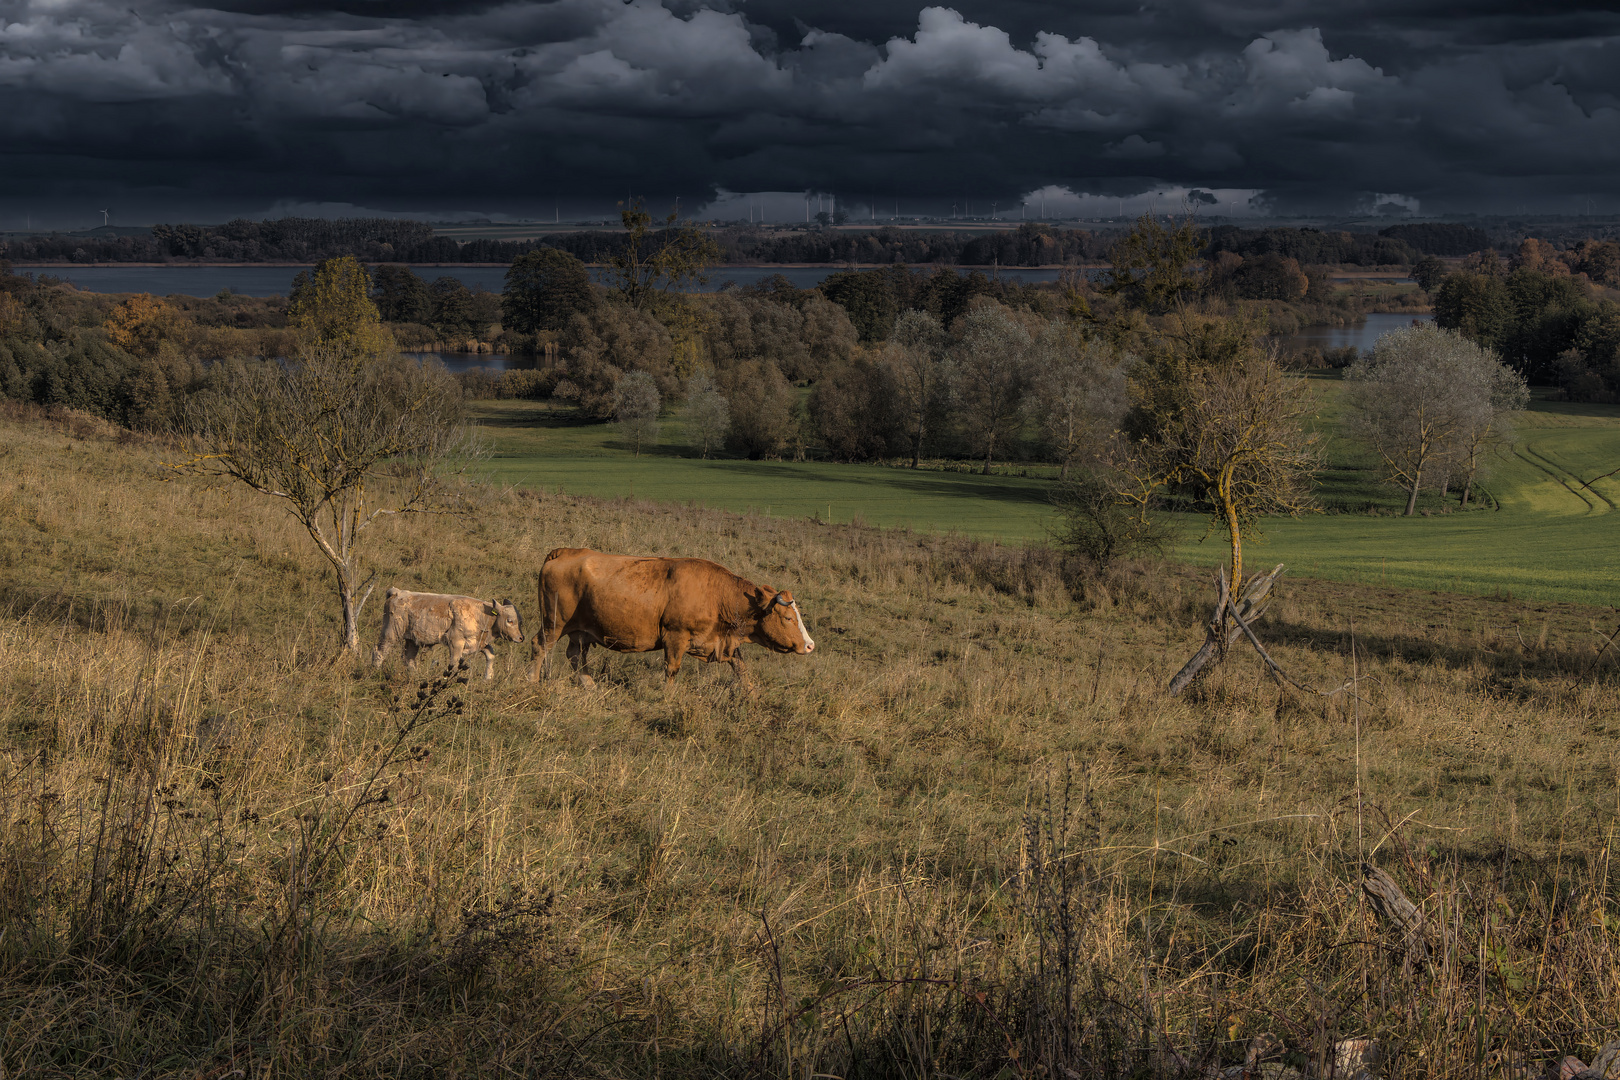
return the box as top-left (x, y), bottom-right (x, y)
top-left (576, 673), bottom-right (596, 690)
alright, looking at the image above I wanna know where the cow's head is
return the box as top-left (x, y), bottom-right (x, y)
top-left (751, 589), bottom-right (815, 655)
top-left (486, 599), bottom-right (524, 643)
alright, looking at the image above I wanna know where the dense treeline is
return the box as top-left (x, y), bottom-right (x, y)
top-left (1203, 224), bottom-right (1482, 266)
top-left (0, 217), bottom-right (1506, 270)
top-left (3, 218), bottom-right (463, 264)
top-left (0, 264), bottom-right (296, 429)
top-left (1430, 238), bottom-right (1620, 400)
top-left (0, 221), bottom-right (1111, 268)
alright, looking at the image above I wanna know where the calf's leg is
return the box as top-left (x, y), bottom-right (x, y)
top-left (371, 618), bottom-right (403, 667)
top-left (481, 646), bottom-right (497, 680)
top-left (401, 640), bottom-right (421, 669)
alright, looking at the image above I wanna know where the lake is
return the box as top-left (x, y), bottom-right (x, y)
top-left (22, 263), bottom-right (1066, 298)
top-left (1286, 311), bottom-right (1432, 354)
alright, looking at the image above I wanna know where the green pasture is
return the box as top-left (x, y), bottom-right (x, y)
top-left (471, 401), bottom-right (1063, 538)
top-left (469, 385), bottom-right (1620, 607)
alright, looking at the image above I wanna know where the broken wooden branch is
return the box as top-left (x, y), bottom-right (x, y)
top-left (1361, 862), bottom-right (1430, 969)
top-left (1167, 564), bottom-right (1285, 696)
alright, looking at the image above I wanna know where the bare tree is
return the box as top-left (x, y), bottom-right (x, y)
top-left (886, 309), bottom-right (950, 468)
top-left (1450, 361), bottom-right (1530, 507)
top-left (612, 370), bottom-right (661, 456)
top-left (952, 306), bottom-right (1032, 475)
top-left (172, 260), bottom-right (471, 654)
top-left (1344, 323), bottom-right (1526, 516)
top-left (681, 367), bottom-right (730, 458)
top-left (1024, 321), bottom-right (1128, 480)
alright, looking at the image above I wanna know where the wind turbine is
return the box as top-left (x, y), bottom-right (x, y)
top-left (100, 209), bottom-right (109, 227)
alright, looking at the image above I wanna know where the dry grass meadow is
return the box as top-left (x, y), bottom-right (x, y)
top-left (3, 405), bottom-right (1620, 1078)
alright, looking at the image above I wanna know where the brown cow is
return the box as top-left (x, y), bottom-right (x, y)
top-left (527, 547), bottom-right (814, 688)
top-left (371, 588), bottom-right (524, 679)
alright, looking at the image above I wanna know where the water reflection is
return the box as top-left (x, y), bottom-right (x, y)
top-left (1285, 311), bottom-right (1432, 355)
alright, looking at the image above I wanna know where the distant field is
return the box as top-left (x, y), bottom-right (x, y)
top-left (470, 383), bottom-right (1620, 606)
top-left (471, 401), bottom-right (1064, 538)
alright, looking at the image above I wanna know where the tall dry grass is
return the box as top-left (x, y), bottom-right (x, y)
top-left (2, 406), bottom-right (1619, 1077)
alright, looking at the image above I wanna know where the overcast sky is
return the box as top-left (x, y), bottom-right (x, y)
top-left (3, 0), bottom-right (1618, 228)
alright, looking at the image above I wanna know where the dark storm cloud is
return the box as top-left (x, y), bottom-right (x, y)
top-left (1, 0), bottom-right (1618, 223)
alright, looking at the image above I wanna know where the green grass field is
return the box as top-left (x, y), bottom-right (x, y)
top-left (471, 383), bottom-right (1620, 606)
top-left (471, 401), bottom-right (1064, 537)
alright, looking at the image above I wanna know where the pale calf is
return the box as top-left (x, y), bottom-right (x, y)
top-left (372, 588), bottom-right (524, 679)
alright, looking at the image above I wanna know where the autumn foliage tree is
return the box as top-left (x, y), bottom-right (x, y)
top-left (105, 293), bottom-right (189, 359)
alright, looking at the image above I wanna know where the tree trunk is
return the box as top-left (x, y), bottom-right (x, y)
top-left (1460, 466), bottom-right (1476, 508)
top-left (982, 443), bottom-right (994, 475)
top-left (1403, 469), bottom-right (1422, 516)
top-left (339, 569), bottom-right (361, 653)
top-left (335, 563), bottom-right (378, 654)
top-left (1224, 500), bottom-right (1243, 593)
top-left (911, 430), bottom-right (922, 469)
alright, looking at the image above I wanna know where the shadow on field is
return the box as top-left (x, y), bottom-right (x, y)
top-left (0, 585), bottom-right (201, 637)
top-left (1260, 614), bottom-right (1612, 684)
top-left (693, 459), bottom-right (1056, 506)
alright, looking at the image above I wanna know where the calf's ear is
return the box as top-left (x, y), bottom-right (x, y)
top-left (484, 602), bottom-right (499, 617)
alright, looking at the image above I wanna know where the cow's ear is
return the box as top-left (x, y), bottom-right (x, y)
top-left (484, 602), bottom-right (499, 617)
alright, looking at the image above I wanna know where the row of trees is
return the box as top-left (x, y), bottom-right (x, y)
top-left (1205, 223), bottom-right (1486, 265)
top-left (2, 218), bottom-right (457, 264)
top-left (4, 217), bottom-right (1528, 271)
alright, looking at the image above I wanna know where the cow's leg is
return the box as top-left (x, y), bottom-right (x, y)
top-left (567, 634), bottom-right (596, 689)
top-left (662, 633), bottom-right (691, 690)
top-left (528, 626), bottom-right (566, 683)
top-left (401, 640), bottom-right (421, 669)
top-left (727, 652), bottom-right (754, 691)
top-left (481, 645), bottom-right (497, 680)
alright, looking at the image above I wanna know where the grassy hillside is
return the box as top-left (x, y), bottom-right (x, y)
top-left (469, 382), bottom-right (1620, 607)
top-left (3, 406), bottom-right (1620, 1076)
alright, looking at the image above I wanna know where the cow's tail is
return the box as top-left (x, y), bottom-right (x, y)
top-left (538, 562), bottom-right (564, 641)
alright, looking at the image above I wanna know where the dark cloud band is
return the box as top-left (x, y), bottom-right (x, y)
top-left (1, 0), bottom-right (1617, 224)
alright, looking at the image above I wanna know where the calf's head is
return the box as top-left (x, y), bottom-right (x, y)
top-left (486, 599), bottom-right (524, 643)
top-left (750, 589), bottom-right (815, 655)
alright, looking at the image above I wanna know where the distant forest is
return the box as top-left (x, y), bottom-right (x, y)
top-left (0, 216), bottom-right (1515, 269)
